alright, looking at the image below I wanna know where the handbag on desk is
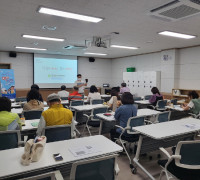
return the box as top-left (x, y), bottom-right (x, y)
top-left (21, 136), bottom-right (46, 166)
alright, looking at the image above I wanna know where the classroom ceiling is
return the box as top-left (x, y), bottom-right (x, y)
top-left (1, 0), bottom-right (200, 59)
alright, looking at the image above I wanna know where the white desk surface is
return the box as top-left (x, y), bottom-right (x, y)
top-left (96, 109), bottom-right (160, 122)
top-left (135, 100), bottom-right (150, 104)
top-left (0, 135), bottom-right (122, 178)
top-left (22, 119), bottom-right (39, 131)
top-left (11, 108), bottom-right (23, 114)
top-left (166, 105), bottom-right (184, 111)
top-left (71, 104), bottom-right (107, 111)
top-left (101, 94), bottom-right (111, 98)
top-left (11, 102), bottom-right (21, 108)
top-left (134, 118), bottom-right (200, 140)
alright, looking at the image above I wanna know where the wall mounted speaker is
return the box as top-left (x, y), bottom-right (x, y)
top-left (9, 51), bottom-right (17, 58)
top-left (89, 57), bottom-right (95, 62)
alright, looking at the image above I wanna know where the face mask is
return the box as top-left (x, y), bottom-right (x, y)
top-left (78, 78), bottom-right (81, 80)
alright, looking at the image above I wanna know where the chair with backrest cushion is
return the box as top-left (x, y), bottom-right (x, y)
top-left (43, 125), bottom-right (71, 143)
top-left (133, 97), bottom-right (142, 101)
top-left (155, 111), bottom-right (171, 123)
top-left (61, 97), bottom-right (68, 100)
top-left (0, 130), bottom-right (23, 150)
top-left (171, 99), bottom-right (177, 105)
top-left (16, 97), bottom-right (27, 102)
top-left (90, 99), bottom-right (104, 105)
top-left (115, 115), bottom-right (146, 173)
top-left (158, 140), bottom-right (200, 180)
top-left (70, 154), bottom-right (117, 180)
top-left (144, 95), bottom-right (152, 100)
top-left (23, 110), bottom-right (43, 120)
top-left (155, 100), bottom-right (167, 111)
top-left (83, 107), bottom-right (108, 136)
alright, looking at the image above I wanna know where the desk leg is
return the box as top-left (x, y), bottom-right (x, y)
top-left (133, 135), bottom-right (155, 180)
top-left (99, 119), bottom-right (103, 135)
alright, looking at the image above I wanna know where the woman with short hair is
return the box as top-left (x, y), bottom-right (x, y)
top-left (87, 85), bottom-right (101, 102)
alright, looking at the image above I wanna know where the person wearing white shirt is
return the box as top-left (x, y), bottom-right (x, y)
top-left (75, 74), bottom-right (87, 94)
top-left (57, 85), bottom-right (69, 98)
top-left (87, 85), bottom-right (101, 102)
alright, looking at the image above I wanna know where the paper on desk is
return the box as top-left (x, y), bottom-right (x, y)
top-left (183, 124), bottom-right (200, 130)
top-left (69, 145), bottom-right (100, 157)
top-left (31, 122), bottom-right (39, 127)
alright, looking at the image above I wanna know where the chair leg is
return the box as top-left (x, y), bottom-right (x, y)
top-left (75, 127), bottom-right (81, 137)
top-left (86, 124), bottom-right (92, 136)
top-left (119, 138), bottom-right (132, 166)
top-left (159, 170), bottom-right (165, 180)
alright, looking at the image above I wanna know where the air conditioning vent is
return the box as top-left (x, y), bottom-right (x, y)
top-left (63, 45), bottom-right (86, 50)
top-left (149, 0), bottom-right (200, 21)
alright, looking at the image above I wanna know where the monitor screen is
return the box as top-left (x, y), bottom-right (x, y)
top-left (34, 54), bottom-right (77, 88)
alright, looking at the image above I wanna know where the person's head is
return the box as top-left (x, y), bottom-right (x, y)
top-left (61, 85), bottom-right (66, 90)
top-left (0, 97), bottom-right (11, 112)
top-left (47, 93), bottom-right (61, 106)
top-left (151, 87), bottom-right (160, 95)
top-left (31, 84), bottom-right (39, 91)
top-left (111, 89), bottom-right (119, 97)
top-left (90, 85), bottom-right (98, 93)
top-left (121, 83), bottom-right (127, 87)
top-left (27, 89), bottom-right (40, 101)
top-left (11, 86), bottom-right (15, 90)
top-left (121, 92), bottom-right (134, 105)
top-left (188, 91), bottom-right (199, 99)
top-left (112, 87), bottom-right (120, 93)
top-left (73, 86), bottom-right (79, 91)
top-left (77, 74), bottom-right (82, 80)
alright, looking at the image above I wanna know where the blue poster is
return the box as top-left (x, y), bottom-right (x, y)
top-left (0, 69), bottom-right (16, 99)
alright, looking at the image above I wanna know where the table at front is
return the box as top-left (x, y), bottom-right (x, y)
top-left (71, 104), bottom-right (107, 111)
top-left (132, 118), bottom-right (200, 180)
top-left (96, 108), bottom-right (161, 134)
top-left (0, 135), bottom-right (122, 180)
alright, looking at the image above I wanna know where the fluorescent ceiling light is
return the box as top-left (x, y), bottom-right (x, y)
top-left (15, 46), bottom-right (47, 51)
top-left (84, 52), bottom-right (107, 56)
top-left (38, 7), bottom-right (103, 23)
top-left (158, 31), bottom-right (196, 39)
top-left (23, 35), bottom-right (64, 42)
top-left (111, 45), bottom-right (138, 49)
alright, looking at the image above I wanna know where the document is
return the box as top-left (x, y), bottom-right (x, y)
top-left (69, 145), bottom-right (100, 157)
top-left (184, 123), bottom-right (200, 129)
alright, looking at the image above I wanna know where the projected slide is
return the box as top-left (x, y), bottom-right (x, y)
top-left (34, 55), bottom-right (77, 88)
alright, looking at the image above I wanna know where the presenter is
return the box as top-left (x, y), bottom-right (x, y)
top-left (75, 74), bottom-right (87, 95)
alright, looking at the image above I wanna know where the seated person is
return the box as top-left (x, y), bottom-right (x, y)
top-left (149, 87), bottom-right (163, 106)
top-left (108, 88), bottom-right (121, 112)
top-left (87, 85), bottom-right (101, 102)
top-left (36, 93), bottom-right (73, 135)
top-left (58, 85), bottom-right (69, 98)
top-left (110, 92), bottom-right (137, 141)
top-left (68, 86), bottom-right (83, 101)
top-left (182, 91), bottom-right (200, 115)
top-left (27, 84), bottom-right (43, 102)
top-left (23, 89), bottom-right (44, 111)
top-left (0, 97), bottom-right (21, 131)
top-left (120, 83), bottom-right (130, 94)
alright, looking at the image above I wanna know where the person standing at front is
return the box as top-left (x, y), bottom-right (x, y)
top-left (75, 74), bottom-right (87, 95)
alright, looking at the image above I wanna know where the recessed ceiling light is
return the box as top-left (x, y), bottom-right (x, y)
top-left (84, 52), bottom-right (107, 56)
top-left (111, 45), bottom-right (138, 49)
top-left (22, 35), bottom-right (64, 42)
top-left (15, 46), bottom-right (47, 51)
top-left (38, 7), bottom-right (103, 23)
top-left (158, 31), bottom-right (196, 39)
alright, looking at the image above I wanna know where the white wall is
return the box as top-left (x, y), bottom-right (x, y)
top-left (78, 57), bottom-right (112, 87)
top-left (0, 52), bottom-right (112, 89)
top-left (0, 52), bottom-right (33, 89)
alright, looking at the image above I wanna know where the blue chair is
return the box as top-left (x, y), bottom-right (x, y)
top-left (43, 125), bottom-right (71, 143)
top-left (90, 99), bottom-right (104, 105)
top-left (0, 130), bottom-right (23, 150)
top-left (23, 110), bottom-right (43, 120)
top-left (60, 97), bottom-right (68, 100)
top-left (156, 111), bottom-right (171, 123)
top-left (144, 95), bottom-right (152, 100)
top-left (158, 140), bottom-right (200, 180)
top-left (70, 154), bottom-right (117, 180)
top-left (133, 97), bottom-right (142, 101)
top-left (151, 100), bottom-right (167, 111)
top-left (83, 107), bottom-right (108, 136)
top-left (70, 100), bottom-right (84, 107)
top-left (16, 97), bottom-right (27, 102)
top-left (171, 99), bottom-right (177, 105)
top-left (115, 116), bottom-right (146, 173)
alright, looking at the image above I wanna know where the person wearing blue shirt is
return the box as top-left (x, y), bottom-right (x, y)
top-left (110, 92), bottom-right (137, 141)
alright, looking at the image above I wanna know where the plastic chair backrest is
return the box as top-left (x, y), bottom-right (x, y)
top-left (0, 130), bottom-right (20, 150)
top-left (18, 171), bottom-right (56, 180)
top-left (16, 97), bottom-right (27, 102)
top-left (133, 97), bottom-right (142, 101)
top-left (171, 99), bottom-right (178, 105)
top-left (61, 97), bottom-right (68, 100)
top-left (175, 140), bottom-right (200, 169)
top-left (92, 107), bottom-right (108, 120)
top-left (91, 99), bottom-right (104, 105)
top-left (144, 95), bottom-right (152, 100)
top-left (44, 125), bottom-right (71, 143)
top-left (70, 100), bottom-right (84, 106)
top-left (156, 111), bottom-right (171, 123)
top-left (127, 116), bottom-right (145, 134)
top-left (23, 110), bottom-right (43, 120)
top-left (156, 100), bottom-right (167, 109)
top-left (70, 155), bottom-right (116, 180)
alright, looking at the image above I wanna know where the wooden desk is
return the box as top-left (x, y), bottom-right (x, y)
top-left (0, 135), bottom-right (122, 179)
top-left (132, 118), bottom-right (200, 180)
